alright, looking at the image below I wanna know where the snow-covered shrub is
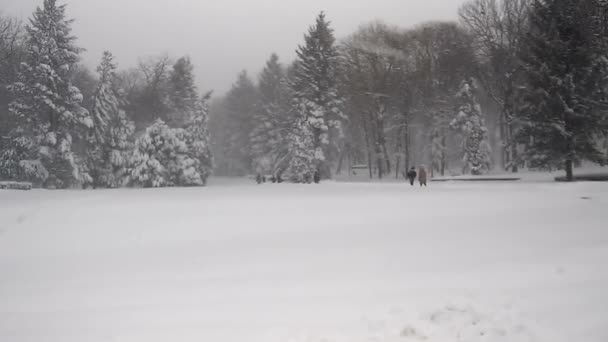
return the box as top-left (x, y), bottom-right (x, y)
top-left (128, 119), bottom-right (206, 188)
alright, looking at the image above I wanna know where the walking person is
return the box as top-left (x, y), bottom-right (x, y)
top-left (406, 166), bottom-right (417, 186)
top-left (418, 165), bottom-right (428, 187)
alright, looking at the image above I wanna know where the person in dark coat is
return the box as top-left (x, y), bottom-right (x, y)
top-left (406, 166), bottom-right (417, 186)
top-left (256, 174), bottom-right (263, 184)
top-left (313, 170), bottom-right (321, 184)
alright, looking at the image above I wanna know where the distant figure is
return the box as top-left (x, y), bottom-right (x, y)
top-left (406, 166), bottom-right (417, 186)
top-left (256, 174), bottom-right (263, 184)
top-left (313, 170), bottom-right (321, 184)
top-left (418, 166), bottom-right (428, 187)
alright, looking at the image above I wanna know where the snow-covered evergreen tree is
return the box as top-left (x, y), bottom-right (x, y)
top-left (5, 0), bottom-right (91, 188)
top-left (87, 51), bottom-right (134, 188)
top-left (128, 119), bottom-right (201, 188)
top-left (250, 53), bottom-right (291, 174)
top-left (515, 0), bottom-right (608, 180)
top-left (166, 57), bottom-right (199, 127)
top-left (185, 92), bottom-right (213, 185)
top-left (288, 12), bottom-right (345, 180)
top-left (450, 79), bottom-right (491, 175)
top-left (285, 115), bottom-right (316, 183)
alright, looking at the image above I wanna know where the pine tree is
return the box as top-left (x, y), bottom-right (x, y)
top-left (250, 53), bottom-right (291, 174)
top-left (166, 57), bottom-right (199, 127)
top-left (86, 51), bottom-right (134, 188)
top-left (516, 0), bottom-right (608, 180)
top-left (450, 79), bottom-right (492, 175)
top-left (216, 71), bottom-right (259, 176)
top-left (6, 0), bottom-right (92, 188)
top-left (285, 115), bottom-right (316, 183)
top-left (288, 12), bottom-right (345, 180)
top-left (186, 92), bottom-right (213, 185)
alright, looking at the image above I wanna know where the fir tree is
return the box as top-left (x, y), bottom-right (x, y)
top-left (6, 0), bottom-right (91, 188)
top-left (217, 71), bottom-right (259, 176)
top-left (285, 115), bottom-right (316, 183)
top-left (166, 57), bottom-right (199, 127)
top-left (288, 12), bottom-right (345, 180)
top-left (186, 92), bottom-right (213, 185)
top-left (250, 53), bottom-right (291, 174)
top-left (87, 51), bottom-right (134, 188)
top-left (450, 79), bottom-right (492, 175)
top-left (516, 0), bottom-right (608, 180)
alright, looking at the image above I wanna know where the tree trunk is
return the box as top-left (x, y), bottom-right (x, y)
top-left (499, 110), bottom-right (508, 171)
top-left (510, 136), bottom-right (519, 173)
top-left (404, 121), bottom-right (410, 173)
top-left (565, 159), bottom-right (574, 182)
top-left (362, 120), bottom-right (373, 179)
top-left (376, 142), bottom-right (384, 179)
top-left (381, 140), bottom-right (391, 176)
top-left (441, 135), bottom-right (447, 176)
top-left (335, 146), bottom-right (346, 175)
top-left (395, 125), bottom-right (404, 179)
top-left (565, 121), bottom-right (575, 182)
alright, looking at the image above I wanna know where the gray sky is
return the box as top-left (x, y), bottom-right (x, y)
top-left (1, 0), bottom-right (467, 94)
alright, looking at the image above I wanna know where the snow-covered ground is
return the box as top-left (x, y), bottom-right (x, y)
top-left (1, 179), bottom-right (607, 342)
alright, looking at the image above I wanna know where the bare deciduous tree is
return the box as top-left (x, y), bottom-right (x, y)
top-left (459, 0), bottom-right (530, 172)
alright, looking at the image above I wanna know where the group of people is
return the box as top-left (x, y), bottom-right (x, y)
top-left (255, 168), bottom-right (426, 186)
top-left (255, 171), bottom-right (321, 184)
top-left (256, 174), bottom-right (282, 184)
top-left (406, 166), bottom-right (428, 187)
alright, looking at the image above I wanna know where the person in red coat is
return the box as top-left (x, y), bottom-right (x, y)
top-left (418, 166), bottom-right (428, 187)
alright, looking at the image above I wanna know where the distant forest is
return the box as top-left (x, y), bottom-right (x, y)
top-left (1, 0), bottom-right (607, 188)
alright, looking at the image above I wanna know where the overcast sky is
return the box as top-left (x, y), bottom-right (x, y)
top-left (1, 0), bottom-right (467, 94)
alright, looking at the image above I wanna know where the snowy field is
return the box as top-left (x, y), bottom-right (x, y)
top-left (1, 179), bottom-right (608, 342)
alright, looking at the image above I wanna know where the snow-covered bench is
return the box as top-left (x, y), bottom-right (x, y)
top-left (555, 173), bottom-right (608, 182)
top-left (431, 176), bottom-right (521, 182)
top-left (0, 181), bottom-right (33, 190)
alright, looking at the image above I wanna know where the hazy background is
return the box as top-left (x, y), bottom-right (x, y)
top-left (0, 0), bottom-right (466, 94)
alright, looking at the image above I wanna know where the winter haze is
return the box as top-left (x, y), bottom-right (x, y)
top-left (0, 0), bottom-right (464, 93)
top-left (1, 0), bottom-right (608, 342)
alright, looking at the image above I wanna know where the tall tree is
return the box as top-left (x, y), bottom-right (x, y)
top-left (185, 92), bottom-right (214, 186)
top-left (130, 55), bottom-right (172, 128)
top-left (0, 14), bottom-right (25, 178)
top-left (340, 22), bottom-right (406, 179)
top-left (450, 79), bottom-right (492, 175)
top-left (5, 0), bottom-right (92, 188)
top-left (516, 0), bottom-right (608, 180)
top-left (409, 22), bottom-right (477, 176)
top-left (288, 12), bottom-right (345, 179)
top-left (86, 51), bottom-right (134, 188)
top-left (166, 57), bottom-right (199, 127)
top-left (210, 71), bottom-right (259, 176)
top-left (250, 53), bottom-right (291, 174)
top-left (460, 0), bottom-right (530, 172)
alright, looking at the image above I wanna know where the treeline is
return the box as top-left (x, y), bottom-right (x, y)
top-left (211, 0), bottom-right (608, 181)
top-left (0, 0), bottom-right (212, 188)
top-left (2, 0), bottom-right (607, 188)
